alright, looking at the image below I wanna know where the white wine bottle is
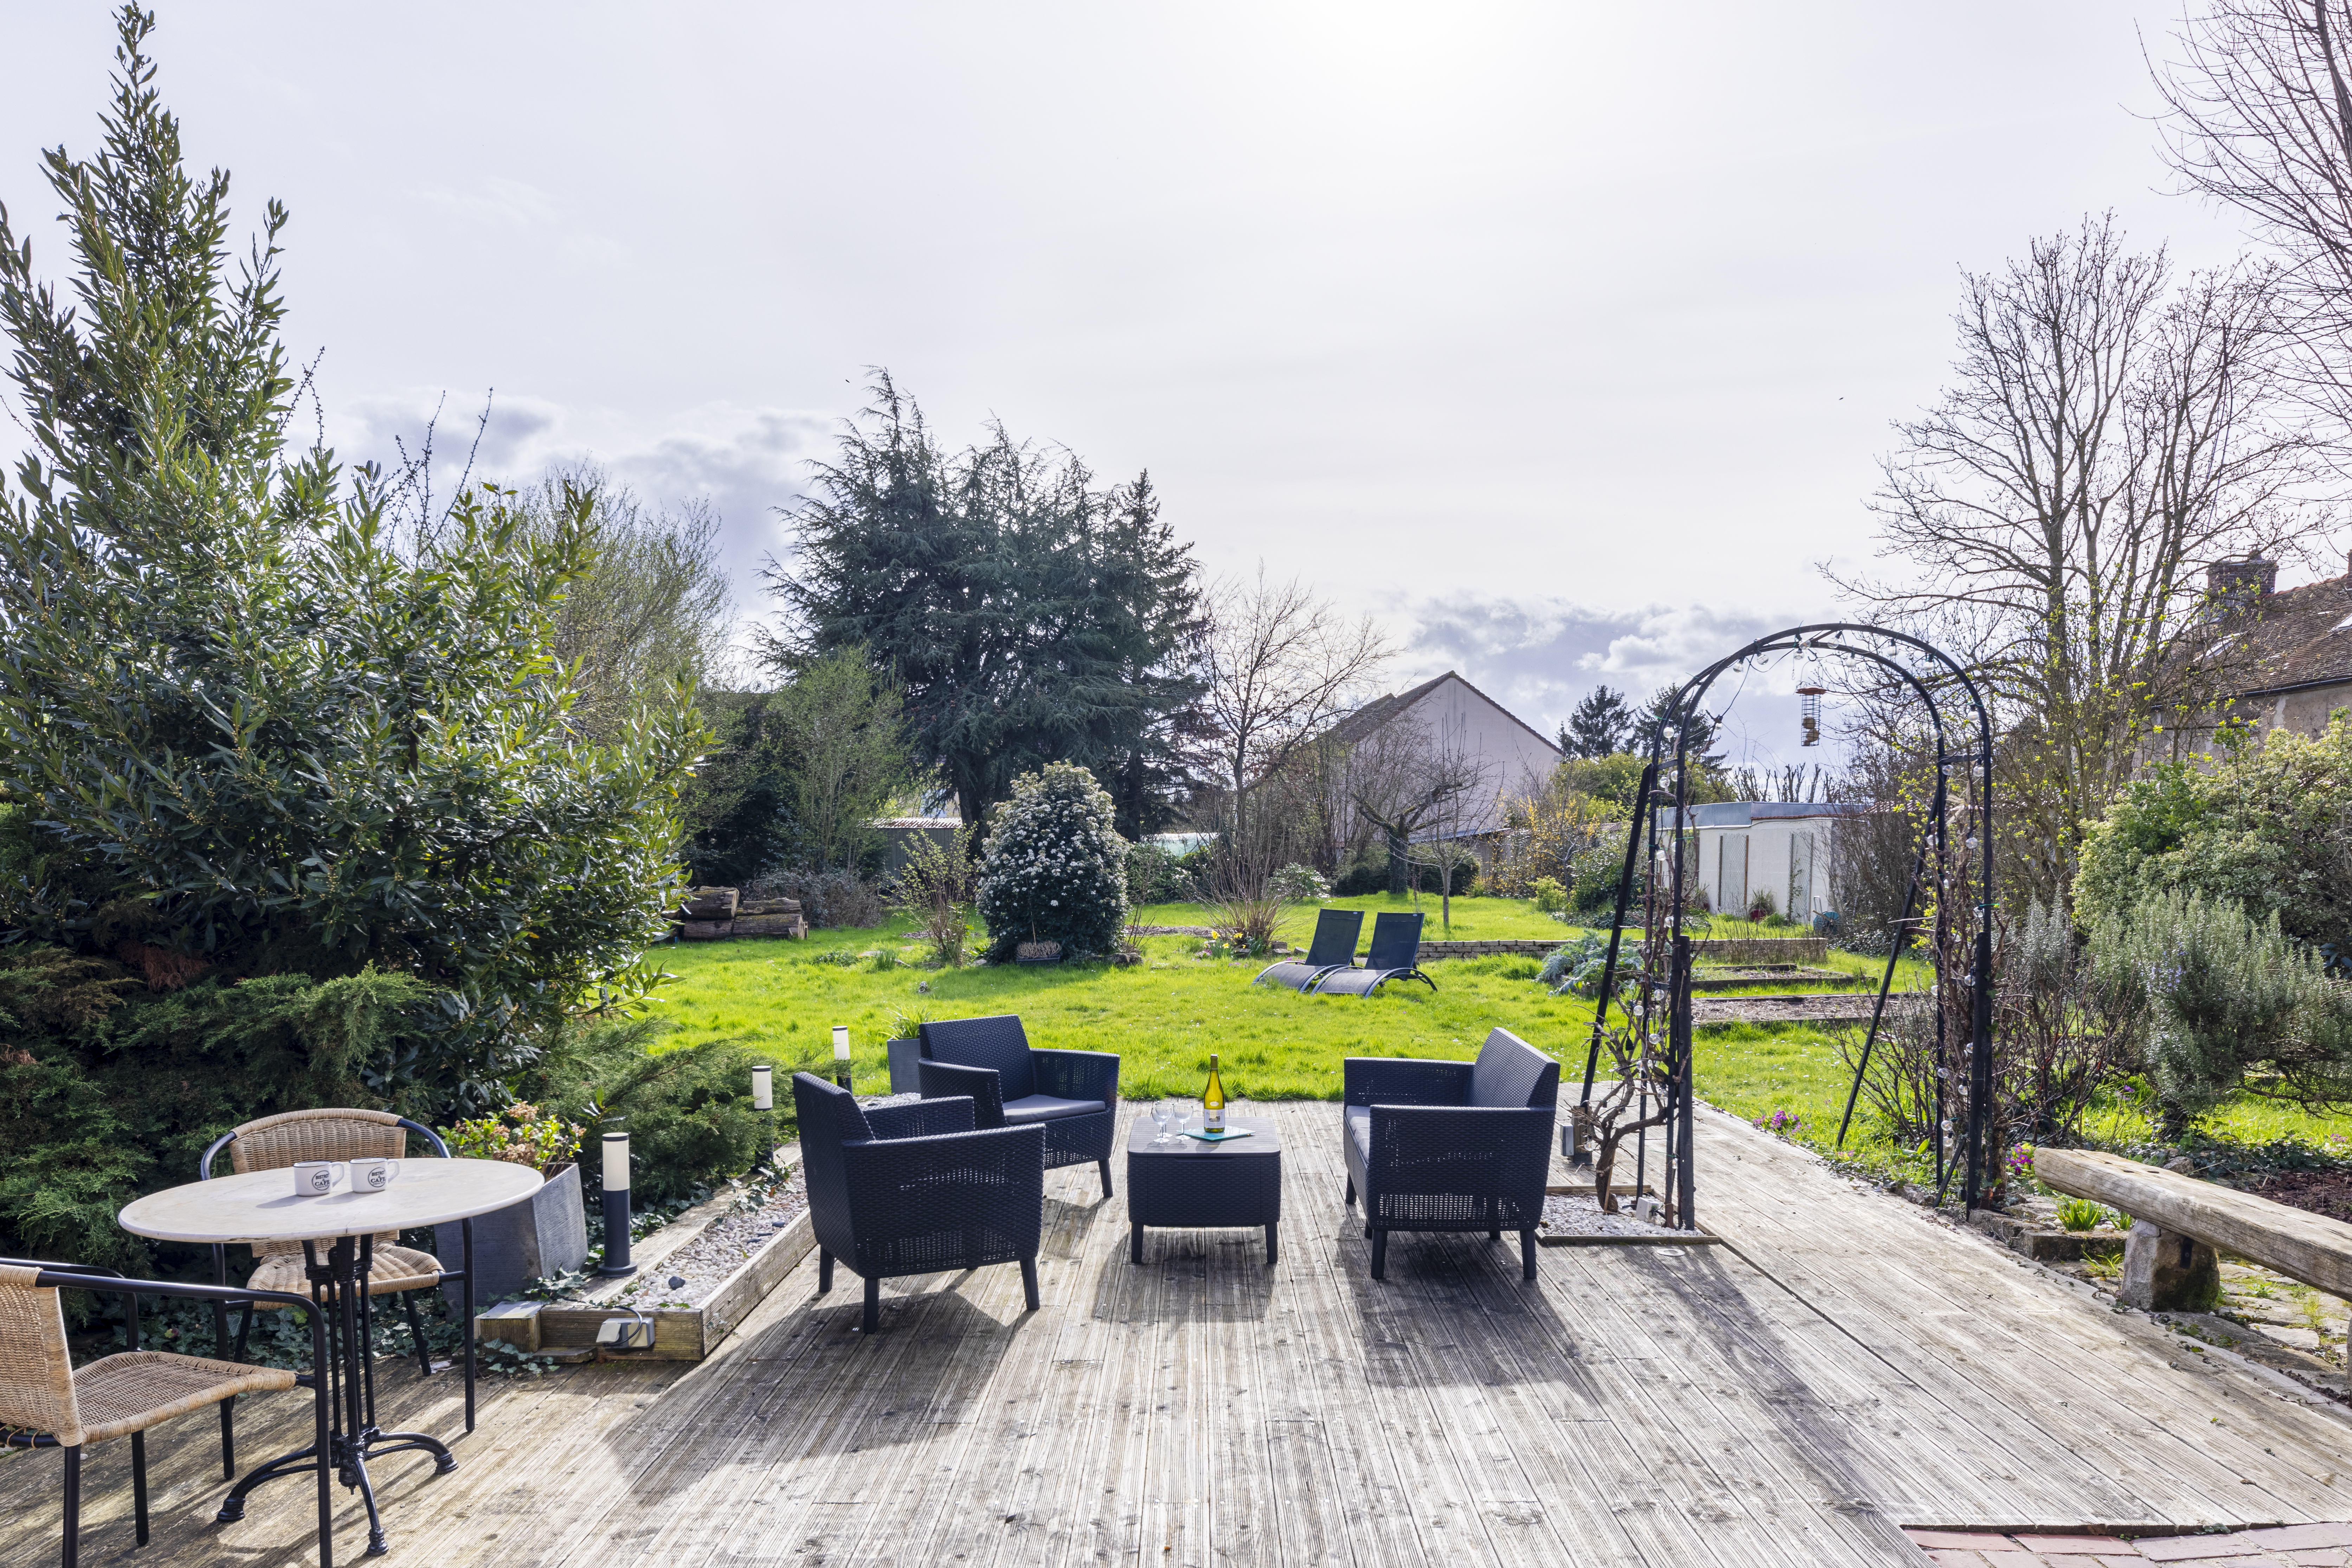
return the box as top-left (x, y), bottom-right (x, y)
top-left (1202, 1054), bottom-right (1227, 1134)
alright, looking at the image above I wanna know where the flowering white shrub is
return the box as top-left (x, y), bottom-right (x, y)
top-left (975, 762), bottom-right (1130, 960)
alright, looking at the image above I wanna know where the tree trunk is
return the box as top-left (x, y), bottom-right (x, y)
top-left (1386, 831), bottom-right (1408, 896)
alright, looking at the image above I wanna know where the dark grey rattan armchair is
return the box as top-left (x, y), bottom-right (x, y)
top-left (916, 1014), bottom-right (1120, 1198)
top-left (794, 1072), bottom-right (1044, 1334)
top-left (1342, 1026), bottom-right (1558, 1281)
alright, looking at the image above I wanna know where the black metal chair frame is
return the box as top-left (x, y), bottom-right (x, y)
top-left (1310, 911), bottom-right (1436, 996)
top-left (1340, 1032), bottom-right (1558, 1282)
top-left (1, 1258), bottom-right (334, 1568)
top-left (1252, 907), bottom-right (1365, 992)
top-left (916, 1014), bottom-right (1120, 1198)
top-left (199, 1115), bottom-right (477, 1467)
top-left (795, 1073), bottom-right (1045, 1334)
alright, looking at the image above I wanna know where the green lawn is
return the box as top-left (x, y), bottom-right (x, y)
top-left (642, 911), bottom-right (2332, 1173)
top-left (640, 918), bottom-right (1602, 1100)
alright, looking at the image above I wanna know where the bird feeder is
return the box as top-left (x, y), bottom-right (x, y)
top-left (1797, 684), bottom-right (1826, 747)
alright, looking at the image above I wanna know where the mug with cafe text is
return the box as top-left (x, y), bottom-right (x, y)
top-left (292, 1160), bottom-right (346, 1196)
top-left (350, 1157), bottom-right (403, 1192)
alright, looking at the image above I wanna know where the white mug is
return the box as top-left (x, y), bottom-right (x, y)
top-left (292, 1161), bottom-right (346, 1196)
top-left (351, 1157), bottom-right (403, 1192)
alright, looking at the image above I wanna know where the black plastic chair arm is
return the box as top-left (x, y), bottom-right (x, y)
top-left (1033, 1047), bottom-right (1119, 1106)
top-left (866, 1096), bottom-right (977, 1140)
top-left (917, 1059), bottom-right (1005, 1125)
top-left (840, 1123), bottom-right (1045, 1248)
top-left (1343, 1057), bottom-right (1474, 1106)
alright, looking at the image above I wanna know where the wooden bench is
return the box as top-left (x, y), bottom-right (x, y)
top-left (2035, 1147), bottom-right (2352, 1312)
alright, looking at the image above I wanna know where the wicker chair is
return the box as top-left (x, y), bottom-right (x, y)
top-left (915, 1014), bottom-right (1120, 1198)
top-left (0, 1258), bottom-right (331, 1568)
top-left (1341, 1026), bottom-right (1559, 1281)
top-left (200, 1108), bottom-right (477, 1446)
top-left (794, 1072), bottom-right (1045, 1334)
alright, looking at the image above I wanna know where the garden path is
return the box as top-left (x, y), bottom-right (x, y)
top-left (9, 1101), bottom-right (2352, 1567)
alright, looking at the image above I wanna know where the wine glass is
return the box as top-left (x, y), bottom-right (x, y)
top-left (1172, 1102), bottom-right (1193, 1141)
top-left (1151, 1101), bottom-right (1172, 1144)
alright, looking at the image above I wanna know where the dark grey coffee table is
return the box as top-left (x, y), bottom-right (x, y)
top-left (1127, 1113), bottom-right (1282, 1265)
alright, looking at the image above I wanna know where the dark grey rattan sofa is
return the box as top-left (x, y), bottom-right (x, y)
top-left (916, 1014), bottom-right (1120, 1198)
top-left (1341, 1026), bottom-right (1558, 1281)
top-left (793, 1072), bottom-right (1044, 1333)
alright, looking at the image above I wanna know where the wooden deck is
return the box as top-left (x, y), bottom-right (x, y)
top-left (11, 1099), bottom-right (2352, 1567)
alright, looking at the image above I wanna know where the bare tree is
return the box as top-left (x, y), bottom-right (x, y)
top-left (1831, 217), bottom-right (2323, 905)
top-left (1200, 567), bottom-right (1388, 866)
top-left (2150, 0), bottom-right (2352, 418)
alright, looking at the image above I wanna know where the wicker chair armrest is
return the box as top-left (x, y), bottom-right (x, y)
top-left (1343, 1057), bottom-right (1474, 1107)
top-left (841, 1124), bottom-right (1045, 1248)
top-left (1363, 1104), bottom-right (1555, 1196)
top-left (917, 1059), bottom-right (1005, 1125)
top-left (1032, 1048), bottom-right (1119, 1106)
top-left (866, 1096), bottom-right (978, 1140)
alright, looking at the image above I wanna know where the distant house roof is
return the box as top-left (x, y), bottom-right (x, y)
top-left (1326, 670), bottom-right (1564, 760)
top-left (1665, 802), bottom-right (1877, 830)
top-left (2224, 568), bottom-right (2352, 698)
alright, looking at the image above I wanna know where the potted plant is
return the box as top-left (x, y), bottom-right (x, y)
top-left (434, 1104), bottom-right (589, 1305)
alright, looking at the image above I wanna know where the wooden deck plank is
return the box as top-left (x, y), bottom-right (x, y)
top-left (22, 1099), bottom-right (2352, 1568)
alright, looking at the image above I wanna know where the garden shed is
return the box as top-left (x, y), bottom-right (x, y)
top-left (1669, 800), bottom-right (1873, 921)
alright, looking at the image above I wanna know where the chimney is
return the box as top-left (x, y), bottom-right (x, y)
top-left (2207, 556), bottom-right (2276, 619)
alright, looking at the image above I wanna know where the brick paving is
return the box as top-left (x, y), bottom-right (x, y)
top-left (1907, 1521), bottom-right (2352, 1565)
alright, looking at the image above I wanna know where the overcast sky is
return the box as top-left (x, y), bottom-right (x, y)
top-left (1, 2), bottom-right (2318, 768)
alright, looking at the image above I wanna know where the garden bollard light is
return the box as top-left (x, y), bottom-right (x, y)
top-left (598, 1128), bottom-right (638, 1277)
top-left (833, 1025), bottom-right (853, 1093)
top-left (752, 1063), bottom-right (772, 1110)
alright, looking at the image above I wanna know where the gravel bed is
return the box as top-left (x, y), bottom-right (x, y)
top-left (611, 1177), bottom-right (809, 1310)
top-left (1538, 1192), bottom-right (1684, 1238)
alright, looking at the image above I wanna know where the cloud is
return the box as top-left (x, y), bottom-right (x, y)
top-left (1393, 592), bottom-right (1824, 767)
top-left (330, 391), bottom-right (835, 621)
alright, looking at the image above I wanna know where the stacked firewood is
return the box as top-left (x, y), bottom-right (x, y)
top-left (676, 887), bottom-right (808, 941)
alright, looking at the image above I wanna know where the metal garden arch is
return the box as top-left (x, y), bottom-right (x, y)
top-left (1573, 623), bottom-right (1998, 1226)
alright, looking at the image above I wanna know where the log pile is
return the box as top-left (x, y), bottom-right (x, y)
top-left (676, 886), bottom-right (808, 941)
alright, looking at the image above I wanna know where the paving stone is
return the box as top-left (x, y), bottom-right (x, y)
top-left (2140, 1538), bottom-right (2291, 1562)
top-left (1926, 1552), bottom-right (1995, 1567)
top-left (2288, 1550), bottom-right (2352, 1565)
top-left (1909, 1531), bottom-right (2021, 1550)
top-left (2240, 1528), bottom-right (2352, 1551)
top-left (2014, 1537), bottom-right (2139, 1555)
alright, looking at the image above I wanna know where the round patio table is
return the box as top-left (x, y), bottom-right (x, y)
top-left (120, 1158), bottom-right (541, 1558)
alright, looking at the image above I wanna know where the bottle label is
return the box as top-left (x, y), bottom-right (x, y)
top-left (1206, 1104), bottom-right (1224, 1131)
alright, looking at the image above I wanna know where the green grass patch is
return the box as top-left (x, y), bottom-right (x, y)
top-left (1134, 893), bottom-right (1587, 942)
top-left (640, 925), bottom-right (1600, 1101)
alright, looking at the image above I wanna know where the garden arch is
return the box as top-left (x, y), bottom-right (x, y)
top-left (1575, 623), bottom-right (1997, 1224)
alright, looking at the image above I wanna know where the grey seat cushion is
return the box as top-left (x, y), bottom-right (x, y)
top-left (1344, 1106), bottom-right (1372, 1163)
top-left (1001, 1092), bottom-right (1103, 1124)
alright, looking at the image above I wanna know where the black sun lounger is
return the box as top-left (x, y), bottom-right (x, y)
top-left (1254, 908), bottom-right (1366, 992)
top-left (1312, 910), bottom-right (1436, 996)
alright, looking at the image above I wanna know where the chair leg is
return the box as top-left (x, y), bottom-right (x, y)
top-left (131, 1430), bottom-right (149, 1546)
top-left (1097, 1158), bottom-right (1114, 1200)
top-left (1520, 1229), bottom-right (1538, 1282)
top-left (401, 1289), bottom-right (433, 1379)
top-left (1370, 1229), bottom-right (1388, 1281)
top-left (62, 1444), bottom-right (80, 1568)
top-left (1344, 1176), bottom-right (1355, 1205)
top-left (862, 1275), bottom-right (881, 1335)
top-left (1020, 1256), bottom-right (1040, 1312)
top-left (218, 1395), bottom-right (236, 1481)
top-left (818, 1248), bottom-right (834, 1295)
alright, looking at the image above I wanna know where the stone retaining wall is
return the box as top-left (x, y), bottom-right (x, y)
top-left (1691, 936), bottom-right (1828, 964)
top-left (1415, 939), bottom-right (1564, 958)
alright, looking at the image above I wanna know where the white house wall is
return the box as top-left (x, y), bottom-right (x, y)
top-left (1396, 675), bottom-right (1562, 838)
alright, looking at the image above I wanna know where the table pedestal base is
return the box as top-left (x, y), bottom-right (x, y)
top-left (215, 1235), bottom-right (459, 1556)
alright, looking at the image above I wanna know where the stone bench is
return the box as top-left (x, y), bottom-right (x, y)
top-left (2034, 1147), bottom-right (2352, 1312)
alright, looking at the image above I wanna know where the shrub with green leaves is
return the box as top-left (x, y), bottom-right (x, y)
top-left (0, 11), bottom-right (696, 1265)
top-left (2075, 715), bottom-right (2352, 966)
top-left (975, 762), bottom-right (1130, 960)
top-left (1528, 878), bottom-right (1568, 915)
top-left (2090, 889), bottom-right (2352, 1133)
top-left (1269, 864), bottom-right (1332, 904)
